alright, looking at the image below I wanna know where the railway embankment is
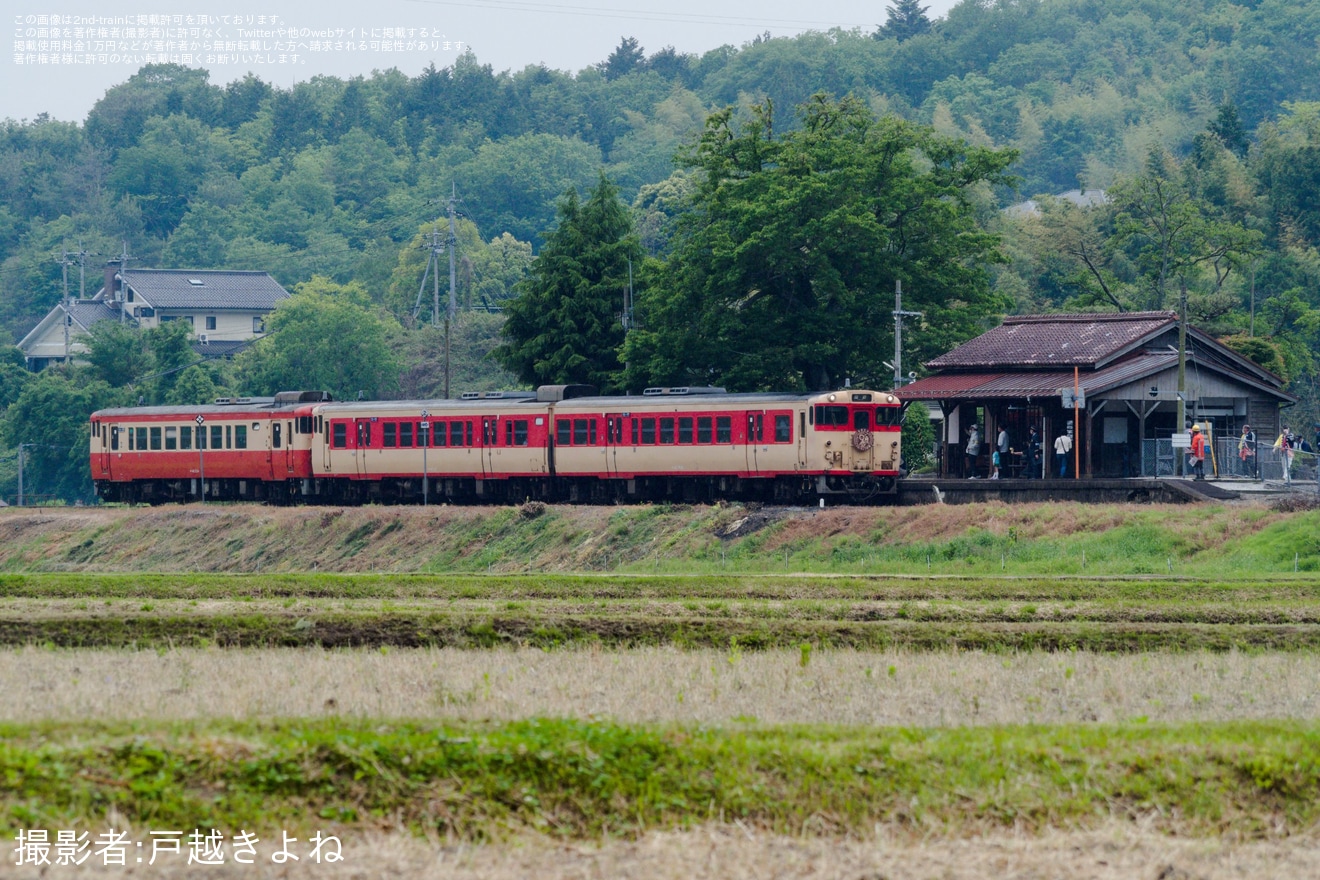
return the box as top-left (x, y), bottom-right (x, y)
top-left (0, 498), bottom-right (1313, 576)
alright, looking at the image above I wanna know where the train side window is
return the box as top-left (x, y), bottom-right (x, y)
top-left (716, 416), bottom-right (731, 443)
top-left (678, 417), bottom-right (693, 444)
top-left (800, 412), bottom-right (806, 437)
top-left (433, 421), bottom-right (446, 446)
top-left (272, 423), bottom-right (282, 449)
top-left (110, 426), bottom-right (120, 451)
top-left (466, 422), bottom-right (473, 446)
top-left (573, 419), bottom-right (588, 445)
top-left (165, 427), bottom-right (178, 450)
top-left (659, 418), bottom-right (674, 444)
top-left (235, 425), bottom-right (247, 449)
top-left (631, 419), bottom-right (638, 445)
top-left (401, 422), bottom-right (414, 448)
top-left (451, 422), bottom-right (464, 447)
top-left (181, 426), bottom-right (193, 450)
top-left (222, 425), bottom-right (230, 449)
top-left (150, 427), bottom-right (162, 450)
top-left (504, 420), bottom-right (513, 446)
top-left (854, 410), bottom-right (870, 431)
top-left (383, 423), bottom-right (397, 447)
top-left (419, 423), bottom-right (430, 447)
top-left (775, 414), bottom-right (791, 442)
top-left (211, 425), bottom-right (223, 449)
top-left (640, 418), bottom-right (656, 444)
top-left (697, 417), bottom-right (712, 444)
top-left (197, 426), bottom-right (207, 449)
top-left (513, 420), bottom-right (529, 446)
top-left (557, 420), bottom-right (571, 445)
top-left (332, 423), bottom-right (347, 448)
top-left (589, 419), bottom-right (598, 444)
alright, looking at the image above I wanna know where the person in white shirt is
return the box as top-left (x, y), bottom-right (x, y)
top-left (1054, 431), bottom-right (1072, 477)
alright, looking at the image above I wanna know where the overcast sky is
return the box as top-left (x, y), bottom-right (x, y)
top-left (6, 0), bottom-right (961, 123)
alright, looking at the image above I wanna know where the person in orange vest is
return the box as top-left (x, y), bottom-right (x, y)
top-left (1189, 424), bottom-right (1206, 480)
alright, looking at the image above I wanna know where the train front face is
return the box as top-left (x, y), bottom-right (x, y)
top-left (805, 390), bottom-right (902, 495)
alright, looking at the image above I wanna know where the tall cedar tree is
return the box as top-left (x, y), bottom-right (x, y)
top-left (877, 0), bottom-right (932, 41)
top-left (625, 95), bottom-right (1017, 392)
top-left (497, 175), bottom-right (642, 393)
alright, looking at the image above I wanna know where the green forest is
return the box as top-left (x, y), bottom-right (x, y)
top-left (3, 0), bottom-right (1320, 499)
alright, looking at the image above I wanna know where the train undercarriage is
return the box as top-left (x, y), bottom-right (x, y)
top-left (96, 472), bottom-right (899, 506)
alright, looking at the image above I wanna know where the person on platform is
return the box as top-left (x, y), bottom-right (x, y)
top-left (1054, 431), bottom-right (1072, 477)
top-left (1238, 424), bottom-right (1256, 478)
top-left (1026, 425), bottom-right (1042, 478)
top-left (1189, 424), bottom-right (1206, 480)
top-left (1274, 427), bottom-right (1295, 484)
top-left (964, 425), bottom-right (981, 478)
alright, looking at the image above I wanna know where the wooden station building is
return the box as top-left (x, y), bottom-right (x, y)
top-left (900, 312), bottom-right (1294, 479)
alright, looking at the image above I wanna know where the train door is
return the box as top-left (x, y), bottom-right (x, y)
top-left (264, 419), bottom-right (276, 478)
top-left (745, 411), bottom-right (764, 475)
top-left (481, 416), bottom-right (497, 477)
top-left (97, 422), bottom-right (111, 477)
top-left (605, 413), bottom-right (628, 476)
top-left (283, 420), bottom-right (295, 474)
top-left (355, 419), bottom-right (373, 477)
top-left (322, 417), bottom-right (334, 472)
top-left (796, 410), bottom-right (808, 470)
top-left (853, 408), bottom-right (874, 469)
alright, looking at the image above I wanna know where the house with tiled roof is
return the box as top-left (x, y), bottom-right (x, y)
top-left (18, 261), bottom-right (290, 370)
top-left (901, 312), bottom-right (1294, 479)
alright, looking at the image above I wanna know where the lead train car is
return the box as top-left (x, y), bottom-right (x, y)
top-left (92, 387), bottom-right (901, 504)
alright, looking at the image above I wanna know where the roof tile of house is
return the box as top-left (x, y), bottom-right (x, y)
top-left (122, 270), bottom-right (290, 311)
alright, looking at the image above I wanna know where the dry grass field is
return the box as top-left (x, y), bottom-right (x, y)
top-left (3, 645), bottom-right (1319, 726)
top-left (10, 824), bottom-right (1318, 880)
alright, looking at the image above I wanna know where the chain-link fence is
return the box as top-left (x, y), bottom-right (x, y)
top-left (1140, 437), bottom-right (1318, 482)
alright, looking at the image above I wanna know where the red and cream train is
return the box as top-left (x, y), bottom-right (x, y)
top-left (89, 386), bottom-right (903, 504)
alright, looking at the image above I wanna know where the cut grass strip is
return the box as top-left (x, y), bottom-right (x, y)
top-left (4, 613), bottom-right (1320, 651)
top-left (4, 719), bottom-right (1319, 840)
top-left (4, 572), bottom-right (1320, 601)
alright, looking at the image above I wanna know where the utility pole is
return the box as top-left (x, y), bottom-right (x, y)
top-left (892, 280), bottom-right (923, 389)
top-left (443, 184), bottom-right (460, 400)
top-left (16, 443), bottom-right (32, 507)
top-left (58, 251), bottom-right (74, 365)
top-left (116, 241), bottom-right (132, 324)
top-left (1176, 283), bottom-right (1188, 476)
top-left (622, 259), bottom-right (635, 377)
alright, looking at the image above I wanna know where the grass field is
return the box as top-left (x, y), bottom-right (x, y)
top-left (3, 572), bottom-right (1320, 651)
top-left (5, 503), bottom-right (1320, 878)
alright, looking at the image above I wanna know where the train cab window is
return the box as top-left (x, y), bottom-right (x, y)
top-left (815, 405), bottom-right (849, 427)
top-left (272, 423), bottom-right (282, 449)
top-left (150, 427), bottom-right (162, 450)
top-left (181, 426), bottom-right (193, 450)
top-left (775, 414), bottom-right (792, 442)
top-left (698, 417), bottom-right (712, 444)
top-left (383, 423), bottom-right (397, 448)
top-left (716, 416), bottom-right (732, 443)
top-left (678, 417), bottom-right (693, 444)
top-left (298, 416), bottom-right (312, 434)
top-left (401, 422), bottom-right (414, 448)
top-left (110, 426), bottom-right (120, 451)
top-left (641, 418), bottom-right (656, 444)
top-left (333, 423), bottom-right (348, 448)
top-left (165, 427), bottom-right (178, 450)
top-left (659, 418), bottom-right (675, 444)
top-left (235, 425), bottom-right (247, 449)
top-left (854, 410), bottom-right (871, 431)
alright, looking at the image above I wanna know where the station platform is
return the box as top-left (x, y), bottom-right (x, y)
top-left (896, 475), bottom-right (1304, 505)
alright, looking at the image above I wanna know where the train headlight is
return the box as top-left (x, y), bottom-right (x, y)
top-left (828, 394), bottom-right (836, 401)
